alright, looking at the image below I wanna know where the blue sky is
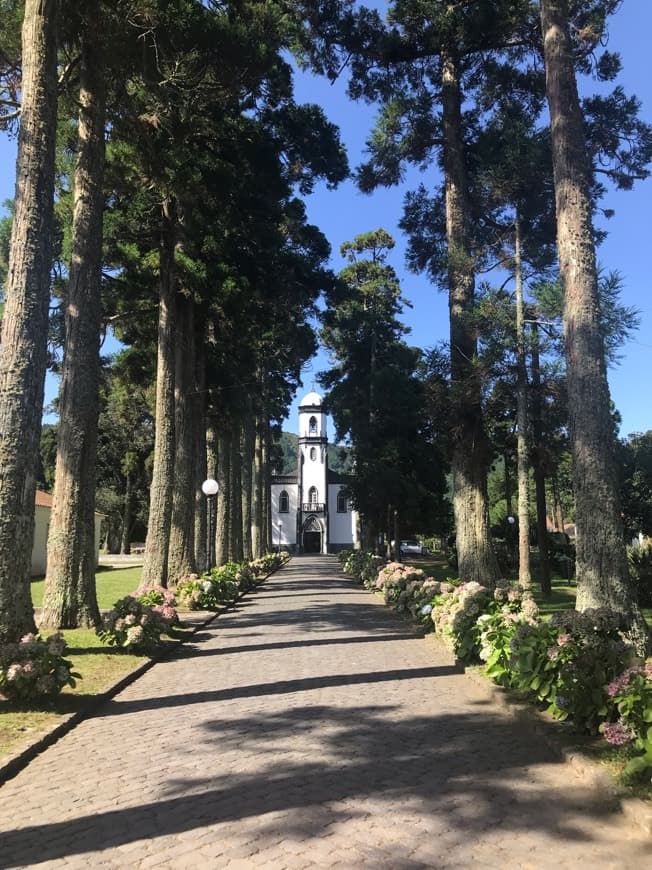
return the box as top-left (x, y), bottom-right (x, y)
top-left (1, 2), bottom-right (651, 440)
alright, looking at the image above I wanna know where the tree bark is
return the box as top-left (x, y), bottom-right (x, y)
top-left (230, 418), bottom-right (243, 562)
top-left (514, 214), bottom-right (532, 587)
top-left (193, 341), bottom-right (207, 572)
top-left (241, 412), bottom-right (254, 561)
top-left (0, 0), bottom-right (58, 643)
top-left (215, 424), bottom-right (231, 566)
top-left (530, 318), bottom-right (552, 596)
top-left (441, 43), bottom-right (499, 584)
top-left (42, 3), bottom-right (106, 629)
top-left (262, 419), bottom-right (272, 552)
top-left (140, 197), bottom-right (177, 587)
top-left (167, 292), bottom-right (197, 581)
top-left (540, 0), bottom-right (648, 651)
top-left (120, 472), bottom-right (132, 555)
top-left (251, 414), bottom-right (264, 558)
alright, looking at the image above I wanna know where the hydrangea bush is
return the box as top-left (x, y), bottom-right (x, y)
top-left (477, 584), bottom-right (540, 686)
top-left (97, 596), bottom-right (176, 651)
top-left (0, 633), bottom-right (79, 701)
top-left (341, 550), bottom-right (385, 588)
top-left (430, 581), bottom-right (495, 661)
top-left (602, 662), bottom-right (652, 778)
top-left (176, 552), bottom-right (290, 611)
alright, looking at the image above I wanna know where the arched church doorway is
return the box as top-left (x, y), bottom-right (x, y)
top-left (302, 516), bottom-right (323, 553)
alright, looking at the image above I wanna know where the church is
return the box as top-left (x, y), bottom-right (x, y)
top-left (270, 391), bottom-right (359, 554)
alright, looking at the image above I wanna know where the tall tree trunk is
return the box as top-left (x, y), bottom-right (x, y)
top-left (504, 452), bottom-right (513, 519)
top-left (241, 412), bottom-right (254, 561)
top-left (42, 5), bottom-right (105, 628)
top-left (167, 292), bottom-right (197, 581)
top-left (540, 0), bottom-right (648, 652)
top-left (0, 0), bottom-right (58, 643)
top-left (141, 197), bottom-right (177, 587)
top-left (120, 471), bottom-right (132, 555)
top-left (441, 43), bottom-right (499, 585)
top-left (514, 214), bottom-right (532, 588)
top-left (193, 341), bottom-right (207, 573)
top-left (251, 414), bottom-right (264, 558)
top-left (262, 419), bottom-right (272, 552)
top-left (203, 414), bottom-right (218, 570)
top-left (215, 424), bottom-right (231, 566)
top-left (230, 418), bottom-right (243, 562)
top-left (530, 318), bottom-right (552, 596)
top-left (551, 476), bottom-right (564, 533)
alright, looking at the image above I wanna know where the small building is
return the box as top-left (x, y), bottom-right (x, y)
top-left (271, 391), bottom-right (359, 554)
top-left (32, 490), bottom-right (103, 576)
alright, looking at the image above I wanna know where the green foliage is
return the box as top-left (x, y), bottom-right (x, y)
top-left (321, 229), bottom-right (449, 537)
top-left (507, 609), bottom-right (631, 732)
top-left (620, 432), bottom-right (652, 541)
top-left (176, 574), bottom-right (237, 610)
top-left (0, 632), bottom-right (79, 701)
top-left (627, 541), bottom-right (652, 608)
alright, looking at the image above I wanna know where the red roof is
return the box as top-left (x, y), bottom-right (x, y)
top-left (35, 490), bottom-right (53, 507)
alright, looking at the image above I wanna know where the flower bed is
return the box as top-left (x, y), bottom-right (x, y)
top-left (176, 552), bottom-right (290, 611)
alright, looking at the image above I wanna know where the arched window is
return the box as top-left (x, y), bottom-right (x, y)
top-left (310, 446), bottom-right (317, 461)
top-left (337, 489), bottom-right (347, 513)
top-left (309, 416), bottom-right (317, 434)
top-left (308, 486), bottom-right (318, 505)
top-left (279, 490), bottom-right (289, 513)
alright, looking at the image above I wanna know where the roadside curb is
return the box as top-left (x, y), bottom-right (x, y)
top-left (0, 561), bottom-right (289, 788)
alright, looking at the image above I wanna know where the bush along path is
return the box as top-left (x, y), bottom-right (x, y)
top-left (339, 550), bottom-right (652, 816)
top-left (0, 552), bottom-right (290, 781)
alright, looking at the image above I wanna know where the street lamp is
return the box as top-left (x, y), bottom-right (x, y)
top-left (201, 478), bottom-right (219, 572)
top-left (277, 520), bottom-right (282, 553)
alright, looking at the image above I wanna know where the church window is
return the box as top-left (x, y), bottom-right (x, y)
top-left (310, 447), bottom-right (316, 461)
top-left (337, 489), bottom-right (347, 513)
top-left (279, 490), bottom-right (289, 513)
top-left (309, 416), bottom-right (317, 434)
top-left (308, 486), bottom-right (318, 505)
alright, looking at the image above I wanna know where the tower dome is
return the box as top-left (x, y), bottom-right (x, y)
top-left (299, 390), bottom-right (323, 407)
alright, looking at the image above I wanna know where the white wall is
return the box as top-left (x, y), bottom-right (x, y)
top-left (328, 485), bottom-right (358, 545)
top-left (271, 483), bottom-right (298, 545)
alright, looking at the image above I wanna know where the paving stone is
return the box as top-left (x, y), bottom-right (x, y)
top-left (0, 555), bottom-right (649, 868)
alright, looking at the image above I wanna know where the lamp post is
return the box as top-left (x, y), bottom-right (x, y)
top-left (201, 478), bottom-right (219, 572)
top-left (277, 520), bottom-right (282, 553)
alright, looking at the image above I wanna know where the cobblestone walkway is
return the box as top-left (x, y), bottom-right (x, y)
top-left (0, 556), bottom-right (648, 869)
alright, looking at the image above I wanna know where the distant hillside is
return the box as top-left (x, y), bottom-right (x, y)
top-left (275, 431), bottom-right (353, 476)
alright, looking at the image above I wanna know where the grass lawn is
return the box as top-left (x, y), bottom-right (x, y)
top-left (30, 565), bottom-right (143, 610)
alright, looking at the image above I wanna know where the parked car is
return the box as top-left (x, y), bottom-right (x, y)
top-left (399, 539), bottom-right (428, 556)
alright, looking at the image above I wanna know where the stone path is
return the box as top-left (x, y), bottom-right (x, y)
top-left (0, 555), bottom-right (648, 869)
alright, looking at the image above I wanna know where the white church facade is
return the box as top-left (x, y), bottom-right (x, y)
top-left (270, 391), bottom-right (359, 554)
